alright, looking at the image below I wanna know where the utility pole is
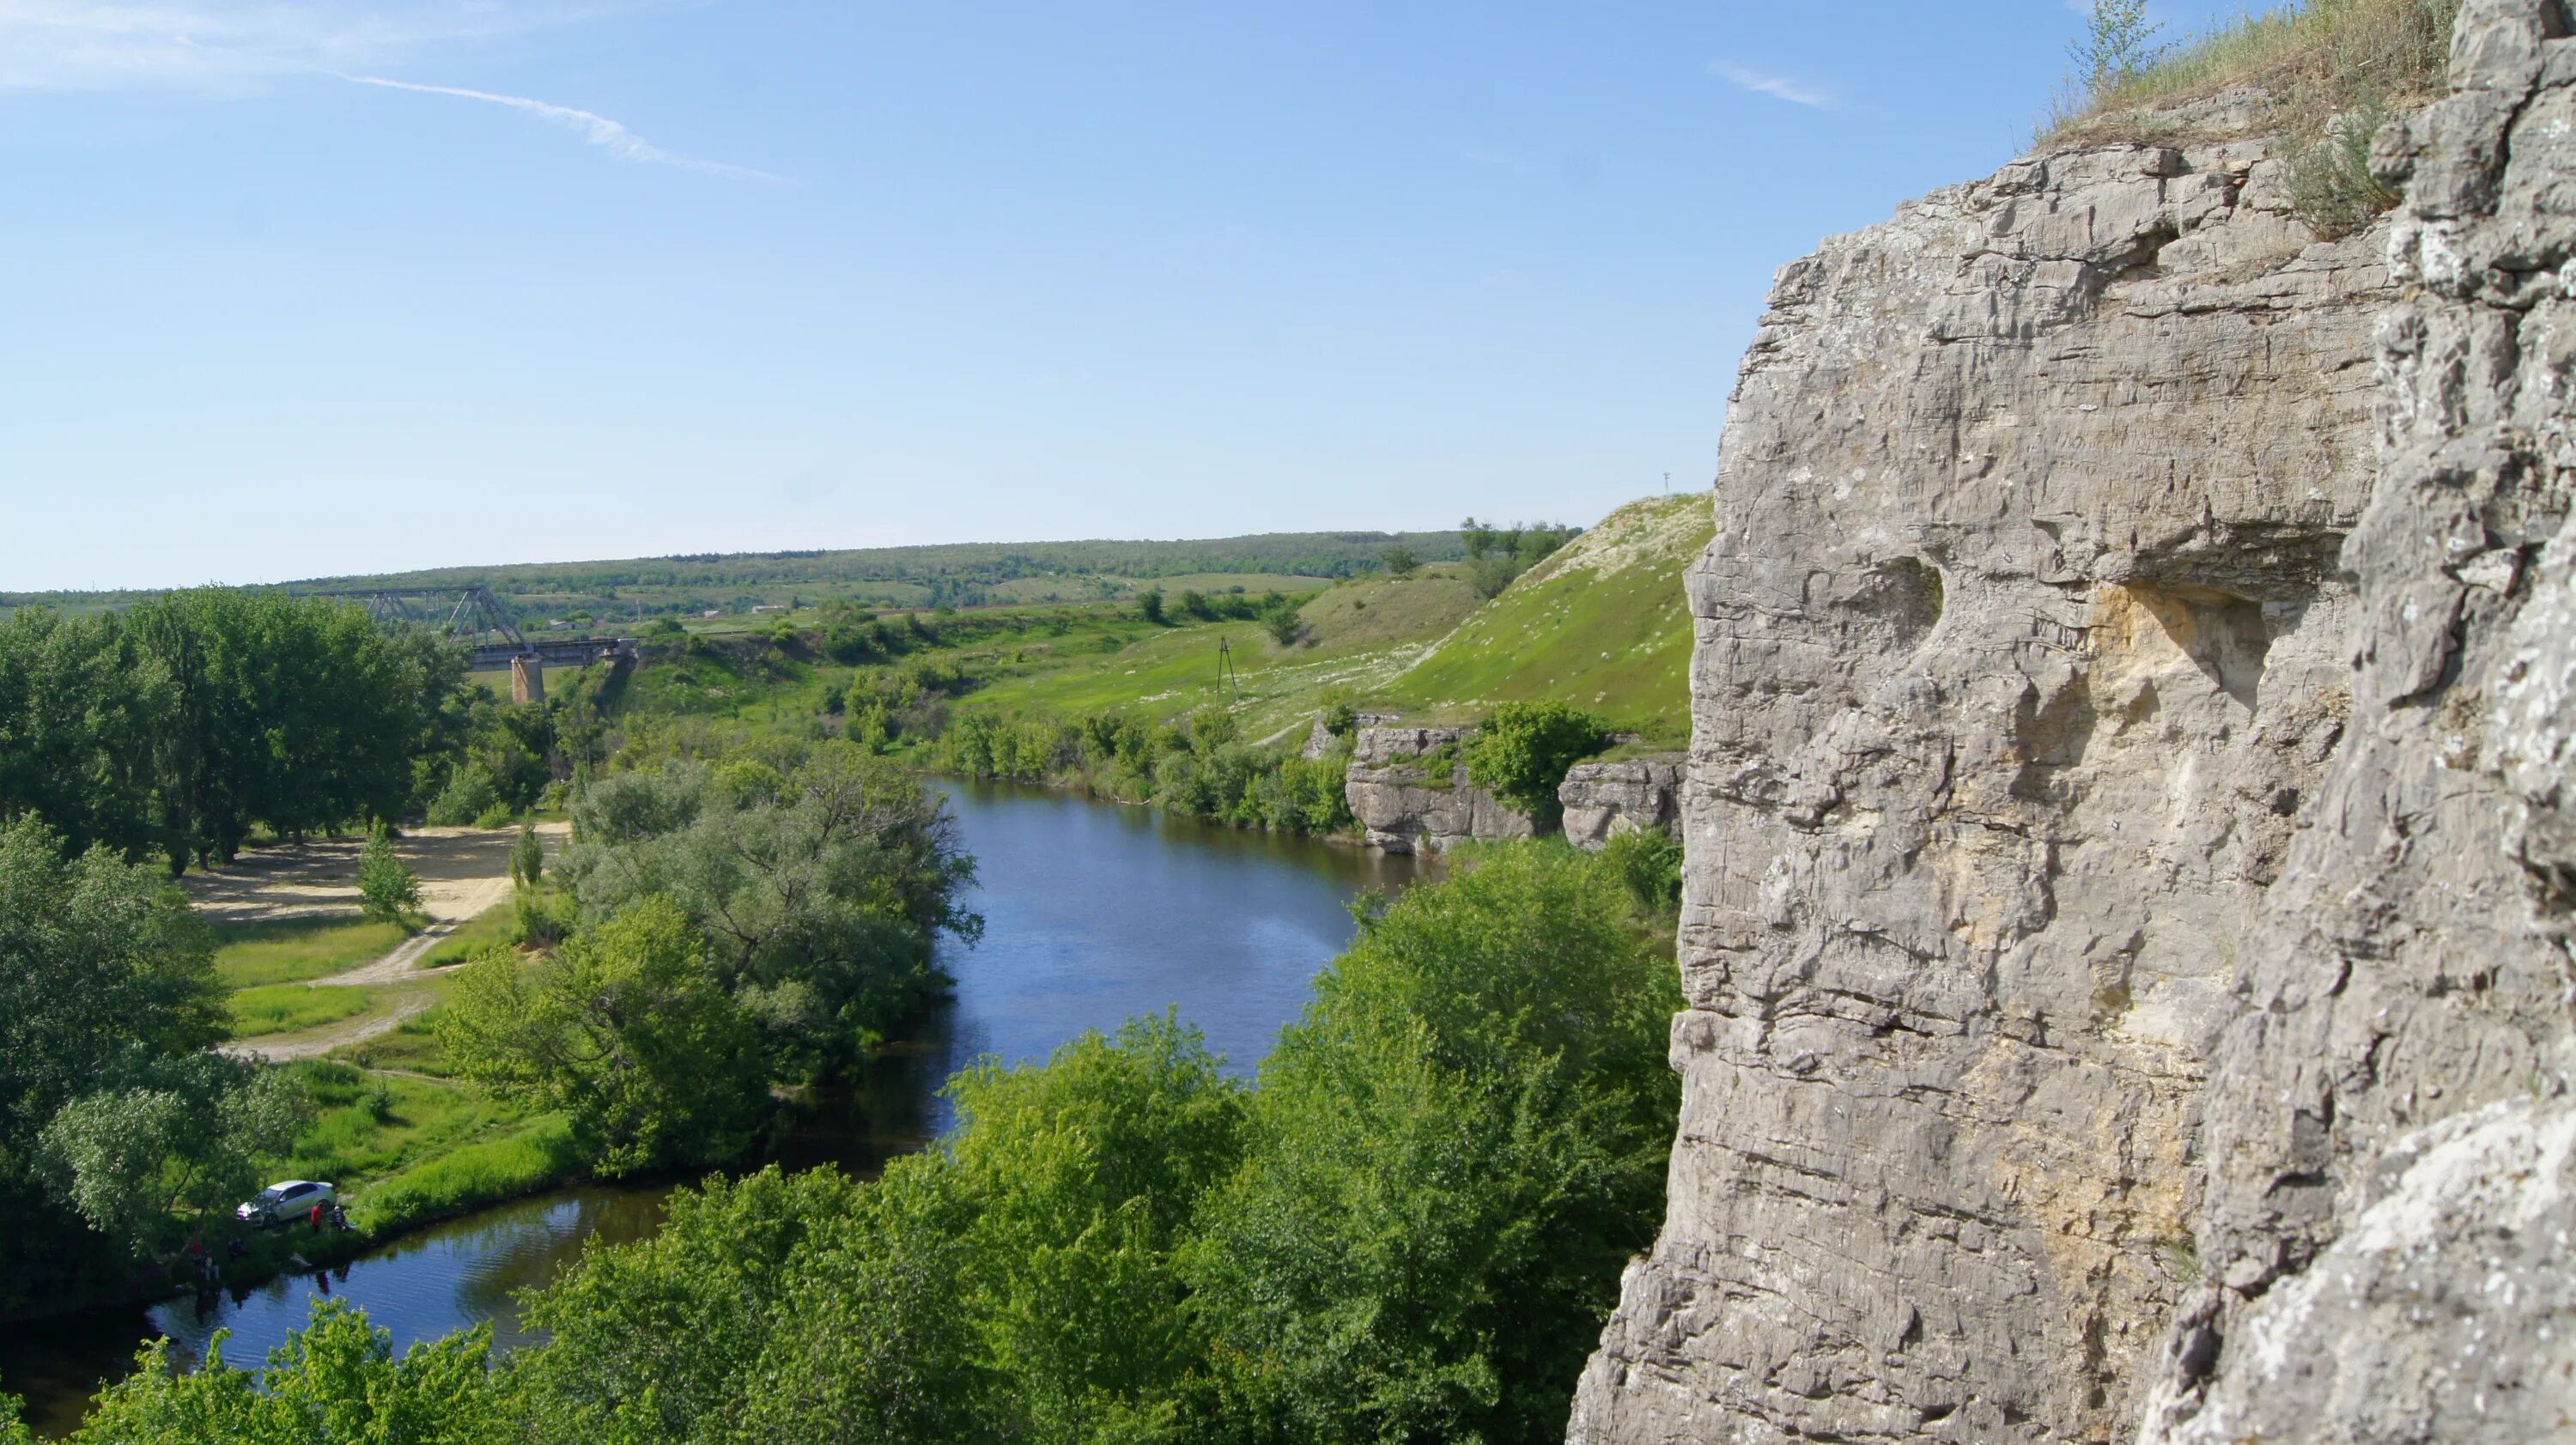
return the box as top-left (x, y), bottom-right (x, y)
top-left (1216, 635), bottom-right (1240, 700)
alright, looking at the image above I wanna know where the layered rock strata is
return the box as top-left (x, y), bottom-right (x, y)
top-left (1343, 725), bottom-right (1535, 853)
top-left (1559, 757), bottom-right (1686, 850)
top-left (1570, 80), bottom-right (2398, 1445)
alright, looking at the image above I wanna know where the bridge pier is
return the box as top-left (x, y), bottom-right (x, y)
top-left (511, 654), bottom-right (546, 706)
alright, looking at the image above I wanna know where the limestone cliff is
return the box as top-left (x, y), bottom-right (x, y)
top-left (1344, 726), bottom-right (1536, 853)
top-left (1573, 7), bottom-right (2575, 1442)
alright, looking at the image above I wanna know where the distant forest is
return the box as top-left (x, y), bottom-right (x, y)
top-left (1, 529), bottom-right (1473, 623)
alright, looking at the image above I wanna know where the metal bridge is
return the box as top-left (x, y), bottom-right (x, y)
top-left (295, 585), bottom-right (633, 697)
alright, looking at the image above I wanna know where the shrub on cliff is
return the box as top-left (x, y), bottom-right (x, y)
top-left (1466, 701), bottom-right (1612, 823)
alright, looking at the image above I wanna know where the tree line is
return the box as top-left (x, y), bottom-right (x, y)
top-left (0, 590), bottom-right (435, 872)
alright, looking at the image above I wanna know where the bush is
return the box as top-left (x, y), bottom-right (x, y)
top-left (355, 824), bottom-right (421, 923)
top-left (1259, 603), bottom-right (1305, 647)
top-left (424, 764), bottom-right (500, 827)
top-left (1600, 828), bottom-right (1685, 914)
top-left (1465, 701), bottom-right (1613, 822)
top-left (2287, 93), bottom-right (2400, 236)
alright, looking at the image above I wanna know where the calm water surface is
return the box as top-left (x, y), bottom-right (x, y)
top-left (0, 780), bottom-right (1422, 1436)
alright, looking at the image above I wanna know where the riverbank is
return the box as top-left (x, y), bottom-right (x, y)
top-left (0, 780), bottom-right (1425, 1435)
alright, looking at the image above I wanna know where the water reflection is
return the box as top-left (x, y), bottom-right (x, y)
top-left (0, 780), bottom-right (1422, 1435)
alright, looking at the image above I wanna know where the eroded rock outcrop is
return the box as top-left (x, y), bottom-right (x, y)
top-left (1559, 757), bottom-right (1685, 850)
top-left (1344, 726), bottom-right (1535, 853)
top-left (1575, 7), bottom-right (2576, 1442)
top-left (1570, 73), bottom-right (2394, 1445)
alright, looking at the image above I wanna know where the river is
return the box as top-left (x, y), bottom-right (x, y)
top-left (0, 780), bottom-right (1424, 1436)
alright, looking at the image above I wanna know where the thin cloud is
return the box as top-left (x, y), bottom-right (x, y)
top-left (346, 74), bottom-right (786, 181)
top-left (1710, 60), bottom-right (1833, 109)
top-left (0, 1), bottom-right (623, 90)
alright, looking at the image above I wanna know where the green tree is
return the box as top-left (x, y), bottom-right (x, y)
top-left (1465, 701), bottom-right (1612, 823)
top-left (1184, 844), bottom-right (1682, 1443)
top-left (440, 896), bottom-right (766, 1175)
top-left (69, 1301), bottom-right (503, 1445)
top-left (1139, 587), bottom-right (1169, 626)
top-left (556, 741), bottom-right (980, 1076)
top-left (1460, 517), bottom-right (1492, 559)
top-left (2074, 0), bottom-right (2163, 91)
top-left (1599, 828), bottom-right (1685, 914)
top-left (0, 816), bottom-right (227, 1310)
top-left (937, 1014), bottom-right (1246, 1442)
top-left (38, 1057), bottom-right (310, 1254)
top-left (126, 590), bottom-right (428, 870)
top-left (356, 824), bottom-right (421, 924)
top-left (0, 609), bottom-right (171, 864)
top-left (1259, 601), bottom-right (1305, 647)
top-left (1379, 544), bottom-right (1419, 579)
top-left (509, 819), bottom-right (544, 893)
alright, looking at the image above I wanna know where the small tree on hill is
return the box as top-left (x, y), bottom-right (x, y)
top-left (2075, 0), bottom-right (2162, 93)
top-left (1466, 701), bottom-right (1612, 824)
top-left (358, 823), bottom-right (422, 924)
top-left (1379, 544), bottom-right (1419, 579)
top-left (1139, 588), bottom-right (1169, 626)
top-left (1260, 600), bottom-right (1304, 647)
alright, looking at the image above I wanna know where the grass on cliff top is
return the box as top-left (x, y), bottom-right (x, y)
top-left (1376, 493), bottom-right (1709, 745)
top-left (2048, 0), bottom-right (2458, 145)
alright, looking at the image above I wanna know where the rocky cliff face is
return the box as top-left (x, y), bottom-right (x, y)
top-left (1560, 757), bottom-right (1685, 850)
top-left (1344, 726), bottom-right (1536, 853)
top-left (2141, 4), bottom-right (2576, 1437)
top-left (1573, 8), bottom-right (2576, 1443)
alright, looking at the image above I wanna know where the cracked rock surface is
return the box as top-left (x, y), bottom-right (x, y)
top-left (1568, 70), bottom-right (2391, 1445)
top-left (1573, 6), bottom-right (2576, 1442)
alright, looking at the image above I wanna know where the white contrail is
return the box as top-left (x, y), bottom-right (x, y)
top-left (346, 74), bottom-right (786, 181)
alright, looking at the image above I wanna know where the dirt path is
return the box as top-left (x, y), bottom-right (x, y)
top-left (215, 823), bottom-right (565, 1064)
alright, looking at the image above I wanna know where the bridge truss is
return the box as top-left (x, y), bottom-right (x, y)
top-left (294, 585), bottom-right (632, 671)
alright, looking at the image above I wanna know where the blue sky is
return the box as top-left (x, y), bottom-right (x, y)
top-left (0, 0), bottom-right (2251, 589)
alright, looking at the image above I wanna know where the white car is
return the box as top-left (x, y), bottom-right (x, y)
top-left (236, 1180), bottom-right (337, 1227)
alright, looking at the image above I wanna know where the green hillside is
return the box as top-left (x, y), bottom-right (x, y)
top-left (1376, 494), bottom-right (1710, 740)
top-left (908, 493), bottom-right (1707, 745)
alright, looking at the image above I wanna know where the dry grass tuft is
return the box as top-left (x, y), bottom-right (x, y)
top-left (2044, 0), bottom-right (2461, 234)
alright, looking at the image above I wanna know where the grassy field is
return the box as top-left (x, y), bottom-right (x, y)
top-left (214, 916), bottom-right (410, 989)
top-left (227, 983), bottom-right (381, 1036)
top-left (270, 1059), bottom-right (579, 1234)
top-left (417, 899), bottom-right (520, 969)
